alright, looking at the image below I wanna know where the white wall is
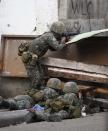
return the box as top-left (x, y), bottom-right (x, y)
top-left (0, 0), bottom-right (58, 36)
top-left (35, 0), bottom-right (58, 34)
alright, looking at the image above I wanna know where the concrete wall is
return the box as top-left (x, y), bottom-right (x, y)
top-left (0, 0), bottom-right (58, 36)
top-left (58, 0), bottom-right (108, 32)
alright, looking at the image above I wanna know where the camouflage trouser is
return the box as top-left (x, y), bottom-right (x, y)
top-left (69, 106), bottom-right (81, 118)
top-left (25, 110), bottom-right (69, 123)
top-left (25, 60), bottom-right (44, 90)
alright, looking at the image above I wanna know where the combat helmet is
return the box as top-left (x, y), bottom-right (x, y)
top-left (63, 93), bottom-right (78, 105)
top-left (50, 21), bottom-right (66, 35)
top-left (43, 88), bottom-right (59, 100)
top-left (63, 82), bottom-right (79, 94)
top-left (14, 95), bottom-right (33, 109)
top-left (47, 78), bottom-right (63, 90)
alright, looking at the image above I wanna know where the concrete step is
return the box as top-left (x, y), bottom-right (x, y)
top-left (0, 109), bottom-right (29, 127)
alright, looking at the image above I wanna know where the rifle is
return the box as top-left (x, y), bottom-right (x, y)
top-left (62, 32), bottom-right (78, 37)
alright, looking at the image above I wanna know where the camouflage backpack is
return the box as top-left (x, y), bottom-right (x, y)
top-left (49, 98), bottom-right (67, 112)
top-left (32, 91), bottom-right (44, 102)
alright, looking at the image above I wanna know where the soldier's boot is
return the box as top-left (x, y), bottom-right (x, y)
top-left (25, 109), bottom-right (46, 123)
top-left (0, 99), bottom-right (18, 110)
top-left (25, 112), bottom-right (36, 123)
top-left (58, 110), bottom-right (69, 119)
top-left (8, 99), bottom-right (18, 110)
top-left (0, 100), bottom-right (10, 109)
top-left (46, 113), bottom-right (62, 122)
top-left (25, 111), bottom-right (62, 123)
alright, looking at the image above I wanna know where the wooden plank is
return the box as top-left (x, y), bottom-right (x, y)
top-left (1, 34), bottom-right (36, 39)
top-left (94, 88), bottom-right (108, 95)
top-left (47, 67), bottom-right (108, 84)
top-left (1, 35), bottom-right (108, 77)
top-left (0, 35), bottom-right (41, 77)
top-left (0, 35), bottom-right (35, 77)
top-left (42, 57), bottom-right (108, 76)
top-left (78, 85), bottom-right (108, 95)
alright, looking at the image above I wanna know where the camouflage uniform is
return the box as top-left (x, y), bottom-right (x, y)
top-left (25, 79), bottom-right (81, 123)
top-left (31, 78), bottom-right (61, 108)
top-left (46, 81), bottom-right (81, 119)
top-left (18, 21), bottom-right (67, 90)
top-left (0, 95), bottom-right (33, 110)
top-left (62, 82), bottom-right (81, 118)
top-left (25, 78), bottom-right (63, 122)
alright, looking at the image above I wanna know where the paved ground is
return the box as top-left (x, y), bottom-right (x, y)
top-left (0, 112), bottom-right (108, 131)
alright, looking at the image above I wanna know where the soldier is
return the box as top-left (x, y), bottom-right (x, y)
top-left (0, 95), bottom-right (33, 110)
top-left (18, 21), bottom-right (68, 90)
top-left (25, 78), bottom-right (63, 123)
top-left (62, 82), bottom-right (81, 118)
top-left (25, 79), bottom-right (81, 123)
top-left (47, 81), bottom-right (81, 119)
top-left (29, 78), bottom-right (62, 109)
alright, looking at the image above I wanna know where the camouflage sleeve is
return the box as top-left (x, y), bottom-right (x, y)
top-left (47, 33), bottom-right (66, 51)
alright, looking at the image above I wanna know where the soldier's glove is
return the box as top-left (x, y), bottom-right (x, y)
top-left (60, 37), bottom-right (67, 44)
top-left (25, 111), bottom-right (36, 123)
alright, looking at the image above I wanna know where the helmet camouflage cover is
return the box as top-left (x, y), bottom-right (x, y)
top-left (63, 93), bottom-right (79, 105)
top-left (14, 95), bottom-right (33, 109)
top-left (50, 21), bottom-right (66, 35)
top-left (63, 82), bottom-right (79, 94)
top-left (47, 78), bottom-right (63, 90)
top-left (43, 88), bottom-right (59, 100)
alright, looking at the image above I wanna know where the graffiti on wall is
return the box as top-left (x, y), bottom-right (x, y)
top-left (68, 0), bottom-right (94, 31)
top-left (70, 0), bottom-right (93, 16)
